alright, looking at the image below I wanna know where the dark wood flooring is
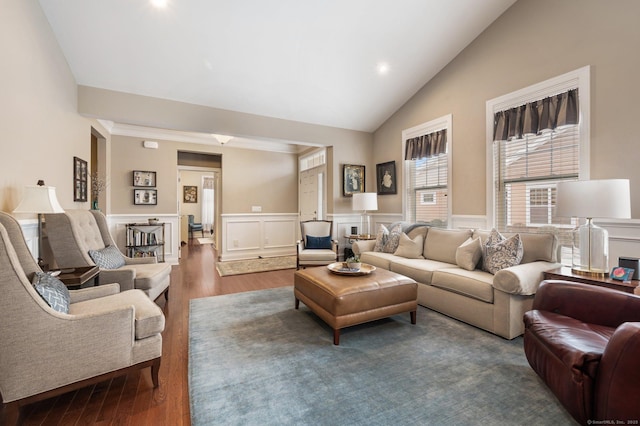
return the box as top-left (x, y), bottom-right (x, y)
top-left (17, 241), bottom-right (295, 425)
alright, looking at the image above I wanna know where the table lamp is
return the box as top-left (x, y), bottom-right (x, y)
top-left (13, 180), bottom-right (64, 268)
top-left (555, 179), bottom-right (631, 277)
top-left (352, 192), bottom-right (378, 238)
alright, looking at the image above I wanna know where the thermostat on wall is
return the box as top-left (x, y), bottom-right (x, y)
top-left (143, 140), bottom-right (159, 149)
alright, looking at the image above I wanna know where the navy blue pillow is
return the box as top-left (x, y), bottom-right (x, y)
top-left (306, 235), bottom-right (332, 249)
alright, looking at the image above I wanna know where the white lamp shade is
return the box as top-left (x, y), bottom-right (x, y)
top-left (556, 179), bottom-right (631, 219)
top-left (352, 192), bottom-right (378, 211)
top-left (13, 185), bottom-right (64, 214)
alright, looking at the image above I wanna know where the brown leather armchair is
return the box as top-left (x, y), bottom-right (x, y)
top-left (523, 280), bottom-right (640, 425)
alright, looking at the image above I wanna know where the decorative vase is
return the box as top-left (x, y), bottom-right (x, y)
top-left (92, 200), bottom-right (99, 210)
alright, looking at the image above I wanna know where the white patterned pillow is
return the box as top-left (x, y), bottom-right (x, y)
top-left (485, 233), bottom-right (524, 274)
top-left (373, 224), bottom-right (389, 252)
top-left (481, 229), bottom-right (505, 271)
top-left (88, 245), bottom-right (126, 269)
top-left (383, 224), bottom-right (403, 253)
top-left (32, 272), bottom-right (71, 314)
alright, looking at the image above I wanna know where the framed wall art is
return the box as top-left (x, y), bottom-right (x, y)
top-left (134, 189), bottom-right (157, 205)
top-left (376, 161), bottom-right (397, 195)
top-left (343, 164), bottom-right (365, 197)
top-left (133, 170), bottom-right (157, 187)
top-left (183, 185), bottom-right (197, 203)
top-left (73, 156), bottom-right (88, 202)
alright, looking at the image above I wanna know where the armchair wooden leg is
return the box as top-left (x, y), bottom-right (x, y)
top-left (151, 358), bottom-right (161, 388)
top-left (1, 400), bottom-right (20, 426)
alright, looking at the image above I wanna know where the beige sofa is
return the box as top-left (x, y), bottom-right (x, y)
top-left (352, 225), bottom-right (560, 339)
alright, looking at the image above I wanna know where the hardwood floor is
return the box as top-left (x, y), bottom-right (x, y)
top-left (18, 242), bottom-right (295, 425)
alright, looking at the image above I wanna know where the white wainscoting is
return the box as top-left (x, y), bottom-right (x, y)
top-left (15, 219), bottom-right (39, 260)
top-left (220, 213), bottom-right (297, 261)
top-left (107, 214), bottom-right (180, 265)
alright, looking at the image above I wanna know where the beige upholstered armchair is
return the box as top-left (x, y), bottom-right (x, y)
top-left (297, 220), bottom-right (338, 269)
top-left (45, 210), bottom-right (170, 301)
top-left (0, 212), bottom-right (164, 425)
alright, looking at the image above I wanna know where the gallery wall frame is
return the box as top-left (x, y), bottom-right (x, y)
top-left (73, 156), bottom-right (88, 202)
top-left (134, 189), bottom-right (157, 205)
top-left (376, 161), bottom-right (397, 195)
top-left (343, 164), bottom-right (365, 197)
top-left (133, 170), bottom-right (157, 187)
top-left (183, 185), bottom-right (197, 203)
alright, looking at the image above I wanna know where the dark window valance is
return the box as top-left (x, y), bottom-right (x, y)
top-left (405, 129), bottom-right (447, 160)
top-left (493, 88), bottom-right (578, 142)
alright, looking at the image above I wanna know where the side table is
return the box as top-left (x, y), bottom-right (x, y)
top-left (543, 266), bottom-right (639, 294)
top-left (343, 234), bottom-right (376, 260)
top-left (55, 266), bottom-right (100, 290)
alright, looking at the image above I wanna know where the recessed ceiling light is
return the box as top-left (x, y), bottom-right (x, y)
top-left (377, 62), bottom-right (390, 76)
top-left (150, 0), bottom-right (168, 8)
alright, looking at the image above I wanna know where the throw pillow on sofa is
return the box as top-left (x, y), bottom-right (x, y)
top-left (32, 271), bottom-right (71, 314)
top-left (383, 224), bottom-right (403, 253)
top-left (455, 237), bottom-right (482, 271)
top-left (394, 232), bottom-right (424, 259)
top-left (373, 224), bottom-right (388, 252)
top-left (481, 228), bottom-right (505, 271)
top-left (485, 233), bottom-right (524, 274)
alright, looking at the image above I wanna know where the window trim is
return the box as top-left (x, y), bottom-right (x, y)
top-left (402, 114), bottom-right (452, 223)
top-left (485, 66), bottom-right (591, 227)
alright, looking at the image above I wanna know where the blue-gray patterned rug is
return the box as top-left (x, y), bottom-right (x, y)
top-left (188, 287), bottom-right (575, 425)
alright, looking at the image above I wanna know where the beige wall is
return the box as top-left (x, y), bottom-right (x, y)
top-left (0, 0), bottom-right (104, 214)
top-left (110, 135), bottom-right (299, 214)
top-left (373, 0), bottom-right (640, 218)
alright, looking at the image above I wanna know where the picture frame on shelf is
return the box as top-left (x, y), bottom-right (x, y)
top-left (376, 161), bottom-right (397, 195)
top-left (343, 164), bottom-right (365, 197)
top-left (610, 266), bottom-right (634, 282)
top-left (134, 189), bottom-right (157, 205)
top-left (73, 156), bottom-right (88, 202)
top-left (183, 185), bottom-right (197, 203)
top-left (133, 170), bottom-right (157, 187)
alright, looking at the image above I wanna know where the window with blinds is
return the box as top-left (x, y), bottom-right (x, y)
top-left (493, 125), bottom-right (579, 232)
top-left (406, 152), bottom-right (449, 227)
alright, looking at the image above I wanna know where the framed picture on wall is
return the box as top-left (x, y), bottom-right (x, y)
top-left (73, 156), bottom-right (88, 202)
top-left (343, 164), bottom-right (365, 197)
top-left (376, 161), bottom-right (397, 195)
top-left (183, 185), bottom-right (197, 203)
top-left (134, 189), bottom-right (157, 205)
top-left (133, 170), bottom-right (156, 187)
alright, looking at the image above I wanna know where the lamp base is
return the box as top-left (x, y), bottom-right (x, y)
top-left (571, 266), bottom-right (608, 278)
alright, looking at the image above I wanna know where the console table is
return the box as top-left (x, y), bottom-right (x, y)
top-left (543, 266), bottom-right (639, 294)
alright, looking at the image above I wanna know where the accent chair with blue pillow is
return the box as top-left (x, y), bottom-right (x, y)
top-left (297, 220), bottom-right (338, 269)
top-left (45, 210), bottom-right (170, 302)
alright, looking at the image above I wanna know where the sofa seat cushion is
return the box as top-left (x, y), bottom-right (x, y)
top-left (70, 289), bottom-right (165, 339)
top-left (120, 263), bottom-right (171, 291)
top-left (524, 310), bottom-right (613, 379)
top-left (431, 268), bottom-right (495, 303)
top-left (388, 257), bottom-right (455, 285)
top-left (360, 251), bottom-right (399, 270)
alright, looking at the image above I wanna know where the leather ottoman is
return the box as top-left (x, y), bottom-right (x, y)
top-left (294, 266), bottom-right (418, 345)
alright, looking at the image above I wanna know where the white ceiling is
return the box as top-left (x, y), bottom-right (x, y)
top-left (38, 0), bottom-right (516, 134)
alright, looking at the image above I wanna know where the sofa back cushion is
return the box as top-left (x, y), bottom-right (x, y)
top-left (473, 229), bottom-right (557, 264)
top-left (423, 228), bottom-right (473, 264)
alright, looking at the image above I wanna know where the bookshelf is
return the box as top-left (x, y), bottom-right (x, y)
top-left (125, 222), bottom-right (165, 262)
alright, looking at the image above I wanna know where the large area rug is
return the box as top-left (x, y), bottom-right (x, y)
top-left (215, 255), bottom-right (296, 276)
top-left (188, 287), bottom-right (575, 425)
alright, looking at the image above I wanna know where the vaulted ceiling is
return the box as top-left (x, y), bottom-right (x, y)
top-left (39, 0), bottom-right (516, 134)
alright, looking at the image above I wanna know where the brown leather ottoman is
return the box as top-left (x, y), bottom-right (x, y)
top-left (294, 266), bottom-right (418, 345)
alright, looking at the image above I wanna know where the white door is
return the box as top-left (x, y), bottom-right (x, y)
top-left (299, 167), bottom-right (324, 222)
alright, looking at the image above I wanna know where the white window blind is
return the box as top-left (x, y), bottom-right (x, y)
top-left (494, 126), bottom-right (579, 232)
top-left (406, 152), bottom-right (448, 227)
